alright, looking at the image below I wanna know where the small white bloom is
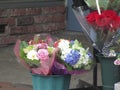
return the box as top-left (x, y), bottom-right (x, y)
top-left (27, 50), bottom-right (39, 60)
top-left (58, 39), bottom-right (70, 50)
top-left (61, 48), bottom-right (72, 61)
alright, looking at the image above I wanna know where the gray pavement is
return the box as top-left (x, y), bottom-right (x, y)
top-left (0, 31), bottom-right (102, 89)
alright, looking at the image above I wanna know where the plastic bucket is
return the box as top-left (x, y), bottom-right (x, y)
top-left (31, 73), bottom-right (71, 90)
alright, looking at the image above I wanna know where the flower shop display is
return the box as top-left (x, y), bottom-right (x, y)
top-left (14, 33), bottom-right (94, 90)
top-left (72, 0), bottom-right (120, 90)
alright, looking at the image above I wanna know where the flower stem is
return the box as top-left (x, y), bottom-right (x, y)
top-left (96, 0), bottom-right (101, 15)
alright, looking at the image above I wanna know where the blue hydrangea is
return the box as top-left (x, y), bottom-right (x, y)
top-left (65, 50), bottom-right (80, 65)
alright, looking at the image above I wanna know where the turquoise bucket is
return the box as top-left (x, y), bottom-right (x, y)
top-left (31, 73), bottom-right (71, 90)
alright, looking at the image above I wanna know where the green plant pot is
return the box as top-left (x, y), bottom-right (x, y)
top-left (96, 54), bottom-right (120, 90)
top-left (31, 73), bottom-right (71, 90)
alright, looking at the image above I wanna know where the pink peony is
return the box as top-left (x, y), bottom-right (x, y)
top-left (37, 49), bottom-right (49, 61)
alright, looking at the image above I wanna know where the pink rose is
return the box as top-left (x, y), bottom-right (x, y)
top-left (114, 59), bottom-right (120, 65)
top-left (37, 49), bottom-right (49, 61)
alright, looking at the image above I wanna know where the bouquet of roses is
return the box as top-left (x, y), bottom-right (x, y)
top-left (72, 0), bottom-right (120, 57)
top-left (14, 34), bottom-right (94, 75)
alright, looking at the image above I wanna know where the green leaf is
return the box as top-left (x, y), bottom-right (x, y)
top-left (19, 41), bottom-right (28, 61)
top-left (84, 0), bottom-right (110, 10)
top-left (20, 41), bottom-right (28, 49)
top-left (64, 63), bottom-right (73, 71)
top-left (108, 0), bottom-right (120, 11)
top-left (47, 46), bottom-right (54, 55)
top-left (25, 59), bottom-right (40, 67)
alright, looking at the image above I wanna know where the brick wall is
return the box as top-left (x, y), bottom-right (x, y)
top-left (0, 3), bottom-right (65, 45)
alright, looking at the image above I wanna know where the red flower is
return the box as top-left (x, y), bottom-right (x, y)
top-left (96, 10), bottom-right (117, 27)
top-left (86, 11), bottom-right (99, 24)
top-left (54, 40), bottom-right (60, 47)
top-left (102, 10), bottom-right (117, 18)
top-left (86, 10), bottom-right (120, 31)
top-left (96, 14), bottom-right (110, 27)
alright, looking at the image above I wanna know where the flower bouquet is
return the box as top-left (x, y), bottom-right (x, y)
top-left (14, 34), bottom-right (94, 75)
top-left (14, 33), bottom-right (95, 90)
top-left (52, 39), bottom-right (94, 75)
top-left (14, 34), bottom-right (57, 75)
top-left (72, 0), bottom-right (120, 58)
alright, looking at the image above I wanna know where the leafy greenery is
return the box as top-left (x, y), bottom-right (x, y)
top-left (20, 41), bottom-right (40, 67)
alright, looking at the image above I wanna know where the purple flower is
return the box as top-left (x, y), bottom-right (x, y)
top-left (65, 50), bottom-right (80, 65)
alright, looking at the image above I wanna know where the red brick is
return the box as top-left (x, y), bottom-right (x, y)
top-left (27, 25), bottom-right (43, 33)
top-left (0, 18), bottom-right (8, 25)
top-left (10, 26), bottom-right (28, 34)
top-left (55, 5), bottom-right (66, 13)
top-left (0, 4), bottom-right (66, 45)
top-left (8, 17), bottom-right (16, 26)
top-left (9, 8), bottom-right (42, 17)
top-left (34, 14), bottom-right (65, 24)
top-left (41, 6), bottom-right (65, 14)
top-left (0, 9), bottom-right (8, 17)
top-left (0, 17), bottom-right (16, 25)
top-left (17, 16), bottom-right (34, 26)
top-left (9, 9), bottom-right (26, 16)
top-left (26, 8), bottom-right (42, 15)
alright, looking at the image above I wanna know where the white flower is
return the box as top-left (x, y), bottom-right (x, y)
top-left (73, 53), bottom-right (91, 68)
top-left (27, 50), bottom-right (39, 60)
top-left (58, 39), bottom-right (70, 51)
top-left (61, 48), bottom-right (71, 61)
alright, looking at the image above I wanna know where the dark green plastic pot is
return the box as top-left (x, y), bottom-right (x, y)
top-left (31, 73), bottom-right (71, 90)
top-left (96, 53), bottom-right (120, 90)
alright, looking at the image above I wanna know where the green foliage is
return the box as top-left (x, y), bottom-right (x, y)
top-left (20, 41), bottom-right (40, 67)
top-left (84, 0), bottom-right (109, 10)
top-left (85, 0), bottom-right (120, 11)
top-left (47, 46), bottom-right (54, 56)
top-left (20, 41), bottom-right (28, 60)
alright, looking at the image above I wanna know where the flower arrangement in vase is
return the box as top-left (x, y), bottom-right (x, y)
top-left (14, 33), bottom-right (94, 90)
